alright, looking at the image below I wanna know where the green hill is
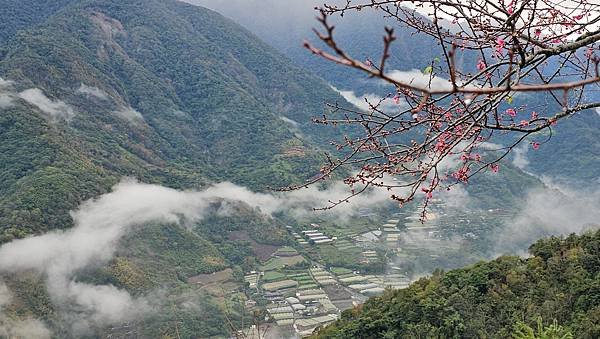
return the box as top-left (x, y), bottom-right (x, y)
top-left (0, 0), bottom-right (349, 241)
top-left (314, 229), bottom-right (600, 338)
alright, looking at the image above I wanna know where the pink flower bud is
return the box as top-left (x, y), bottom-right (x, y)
top-left (477, 59), bottom-right (486, 71)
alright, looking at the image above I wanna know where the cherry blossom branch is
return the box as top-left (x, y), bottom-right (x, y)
top-left (286, 0), bottom-right (600, 216)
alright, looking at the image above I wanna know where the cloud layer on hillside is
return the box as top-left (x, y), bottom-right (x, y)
top-left (18, 88), bottom-right (75, 120)
top-left (493, 181), bottom-right (600, 255)
top-left (0, 178), bottom-right (401, 335)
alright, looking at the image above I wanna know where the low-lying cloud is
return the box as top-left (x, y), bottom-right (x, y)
top-left (0, 78), bottom-right (77, 119)
top-left (0, 178), bottom-right (401, 335)
top-left (494, 183), bottom-right (600, 255)
top-left (76, 83), bottom-right (143, 122)
top-left (335, 87), bottom-right (402, 113)
top-left (387, 69), bottom-right (474, 92)
top-left (114, 106), bottom-right (144, 121)
top-left (77, 83), bottom-right (109, 100)
top-left (18, 88), bottom-right (75, 120)
top-left (512, 143), bottom-right (530, 170)
top-left (280, 115), bottom-right (300, 128)
top-left (0, 78), bottom-right (15, 109)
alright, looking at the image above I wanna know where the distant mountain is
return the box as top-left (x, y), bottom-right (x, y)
top-left (191, 0), bottom-right (600, 185)
top-left (526, 108), bottom-right (600, 185)
top-left (187, 0), bottom-right (462, 94)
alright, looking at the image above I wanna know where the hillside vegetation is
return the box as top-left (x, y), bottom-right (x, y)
top-left (314, 229), bottom-right (600, 339)
top-left (0, 0), bottom-right (345, 336)
top-left (0, 0), bottom-right (347, 242)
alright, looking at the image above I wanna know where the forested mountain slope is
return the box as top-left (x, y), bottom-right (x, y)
top-left (314, 229), bottom-right (600, 339)
top-left (0, 0), bottom-right (77, 44)
top-left (0, 0), bottom-right (357, 336)
top-left (0, 0), bottom-right (348, 241)
top-left (191, 0), bottom-right (600, 184)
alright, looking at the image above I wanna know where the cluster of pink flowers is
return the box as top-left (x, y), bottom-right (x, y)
top-left (496, 37), bottom-right (506, 56)
top-left (460, 153), bottom-right (482, 162)
top-left (506, 108), bottom-right (517, 118)
top-left (453, 166), bottom-right (470, 182)
top-left (506, 0), bottom-right (515, 14)
top-left (585, 47), bottom-right (595, 59)
top-left (531, 111), bottom-right (539, 120)
top-left (435, 132), bottom-right (451, 153)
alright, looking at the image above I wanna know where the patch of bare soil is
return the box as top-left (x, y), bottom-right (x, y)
top-left (229, 231), bottom-right (280, 261)
top-left (187, 268), bottom-right (233, 285)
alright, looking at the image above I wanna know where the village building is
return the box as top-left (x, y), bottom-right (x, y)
top-left (294, 314), bottom-right (339, 335)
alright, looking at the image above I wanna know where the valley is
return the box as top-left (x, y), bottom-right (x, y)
top-left (181, 199), bottom-right (521, 337)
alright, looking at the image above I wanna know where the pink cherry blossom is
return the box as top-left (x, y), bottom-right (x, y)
top-left (531, 111), bottom-right (539, 120)
top-left (453, 166), bottom-right (470, 182)
top-left (506, 0), bottom-right (515, 14)
top-left (477, 59), bottom-right (486, 71)
top-left (585, 48), bottom-right (594, 59)
top-left (506, 108), bottom-right (517, 117)
top-left (532, 142), bottom-right (540, 150)
top-left (495, 37), bottom-right (506, 55)
top-left (490, 163), bottom-right (499, 173)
